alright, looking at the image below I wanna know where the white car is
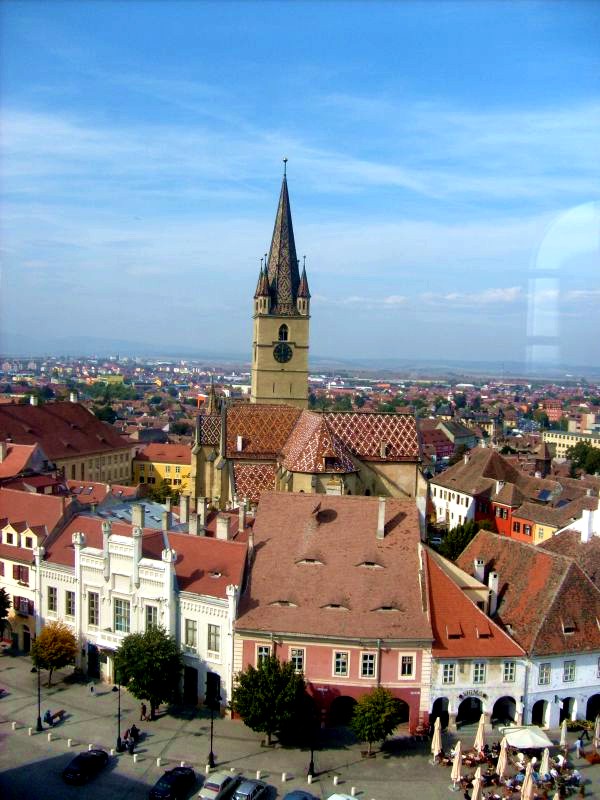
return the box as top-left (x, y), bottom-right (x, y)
top-left (199, 771), bottom-right (241, 800)
top-left (327, 795), bottom-right (356, 800)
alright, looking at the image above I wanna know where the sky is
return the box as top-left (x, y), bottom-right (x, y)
top-left (1, 0), bottom-right (599, 369)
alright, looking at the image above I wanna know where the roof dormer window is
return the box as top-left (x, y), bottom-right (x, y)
top-left (358, 560), bottom-right (384, 570)
top-left (322, 603), bottom-right (349, 611)
top-left (562, 618), bottom-right (576, 635)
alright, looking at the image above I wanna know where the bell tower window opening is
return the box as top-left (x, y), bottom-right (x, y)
top-left (278, 324), bottom-right (289, 341)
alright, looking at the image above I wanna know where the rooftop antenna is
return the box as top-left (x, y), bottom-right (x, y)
top-left (283, 157), bottom-right (288, 177)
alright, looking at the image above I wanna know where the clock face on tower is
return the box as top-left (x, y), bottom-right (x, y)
top-left (273, 342), bottom-right (293, 363)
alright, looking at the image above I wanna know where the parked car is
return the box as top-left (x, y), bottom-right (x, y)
top-left (61, 748), bottom-right (109, 784)
top-left (282, 792), bottom-right (319, 800)
top-left (149, 766), bottom-right (196, 799)
top-left (198, 770), bottom-right (241, 800)
top-left (232, 779), bottom-right (268, 800)
top-left (326, 795), bottom-right (356, 800)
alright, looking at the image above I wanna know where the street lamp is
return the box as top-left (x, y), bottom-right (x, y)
top-left (112, 676), bottom-right (122, 752)
top-left (31, 665), bottom-right (43, 732)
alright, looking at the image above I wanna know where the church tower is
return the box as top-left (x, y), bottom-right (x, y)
top-left (250, 164), bottom-right (310, 408)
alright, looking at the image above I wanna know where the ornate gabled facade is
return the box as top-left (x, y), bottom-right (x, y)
top-left (250, 168), bottom-right (310, 408)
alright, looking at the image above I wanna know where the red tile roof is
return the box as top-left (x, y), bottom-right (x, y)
top-left (0, 487), bottom-right (71, 535)
top-left (226, 404), bottom-right (301, 459)
top-left (324, 412), bottom-right (420, 462)
top-left (0, 402), bottom-right (132, 460)
top-left (457, 530), bottom-right (600, 656)
top-left (540, 530), bottom-right (600, 591)
top-left (425, 550), bottom-right (523, 658)
top-left (45, 514), bottom-right (247, 599)
top-left (134, 443), bottom-right (191, 464)
top-left (0, 443), bottom-right (39, 479)
top-left (281, 411), bottom-right (355, 473)
top-left (236, 492), bottom-right (432, 641)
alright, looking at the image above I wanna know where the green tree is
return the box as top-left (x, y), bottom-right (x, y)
top-left (354, 394), bottom-right (366, 409)
top-left (31, 621), bottom-right (78, 686)
top-left (350, 687), bottom-right (404, 755)
top-left (114, 627), bottom-right (183, 719)
top-left (0, 588), bottom-right (10, 638)
top-left (454, 393), bottom-right (467, 409)
top-left (438, 519), bottom-right (489, 561)
top-left (93, 404), bottom-right (117, 424)
top-left (566, 441), bottom-right (600, 476)
top-left (332, 395), bottom-right (353, 412)
top-left (170, 421), bottom-right (192, 436)
top-left (231, 655), bottom-right (306, 745)
top-left (145, 479), bottom-right (179, 504)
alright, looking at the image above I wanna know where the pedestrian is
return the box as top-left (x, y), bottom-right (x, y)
top-left (140, 702), bottom-right (147, 721)
top-left (43, 709), bottom-right (52, 726)
top-left (127, 738), bottom-right (135, 755)
top-left (581, 727), bottom-right (591, 743)
top-left (90, 684), bottom-right (94, 694)
top-left (574, 737), bottom-right (583, 759)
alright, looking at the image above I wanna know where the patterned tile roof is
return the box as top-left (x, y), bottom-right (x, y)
top-left (197, 413), bottom-right (221, 447)
top-left (233, 463), bottom-right (277, 504)
top-left (226, 404), bottom-right (301, 459)
top-left (324, 412), bottom-right (420, 462)
top-left (281, 411), bottom-right (355, 474)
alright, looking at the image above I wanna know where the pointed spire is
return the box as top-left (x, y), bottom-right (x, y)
top-left (205, 376), bottom-right (219, 415)
top-left (254, 258), bottom-right (269, 299)
top-left (298, 255), bottom-right (310, 298)
top-left (266, 164), bottom-right (300, 315)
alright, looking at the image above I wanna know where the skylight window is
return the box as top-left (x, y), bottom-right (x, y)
top-left (359, 560), bottom-right (384, 570)
top-left (322, 603), bottom-right (349, 611)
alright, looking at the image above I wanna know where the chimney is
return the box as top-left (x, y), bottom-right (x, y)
top-left (376, 497), bottom-right (386, 540)
top-left (488, 570), bottom-right (499, 615)
top-left (379, 441), bottom-right (387, 459)
top-left (474, 558), bottom-right (485, 583)
top-left (248, 526), bottom-right (254, 559)
top-left (102, 520), bottom-right (112, 581)
top-left (495, 480), bottom-right (505, 495)
top-left (131, 503), bottom-right (145, 529)
top-left (236, 434), bottom-right (243, 452)
top-left (162, 510), bottom-right (172, 531)
top-left (189, 514), bottom-right (204, 536)
top-left (132, 525), bottom-right (143, 588)
top-left (30, 395), bottom-right (38, 406)
top-left (180, 494), bottom-right (190, 524)
top-left (69, 391), bottom-right (78, 403)
top-left (464, 452), bottom-right (470, 464)
top-left (0, 442), bottom-right (7, 463)
top-left (238, 499), bottom-right (246, 533)
top-left (197, 496), bottom-right (207, 527)
top-left (216, 513), bottom-right (230, 540)
top-left (581, 509), bottom-right (593, 544)
top-left (165, 496), bottom-right (172, 512)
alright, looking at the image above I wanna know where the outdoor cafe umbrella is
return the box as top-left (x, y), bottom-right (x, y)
top-left (521, 762), bottom-right (535, 800)
top-left (495, 737), bottom-right (508, 779)
top-left (474, 713), bottom-right (486, 753)
top-left (539, 748), bottom-right (550, 778)
top-left (431, 717), bottom-right (443, 761)
top-left (471, 766), bottom-right (484, 800)
top-left (560, 719), bottom-right (568, 748)
top-left (450, 740), bottom-right (462, 790)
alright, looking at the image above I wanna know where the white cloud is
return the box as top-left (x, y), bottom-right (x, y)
top-left (422, 287), bottom-right (524, 305)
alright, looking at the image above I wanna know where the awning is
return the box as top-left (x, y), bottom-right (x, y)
top-left (499, 726), bottom-right (554, 749)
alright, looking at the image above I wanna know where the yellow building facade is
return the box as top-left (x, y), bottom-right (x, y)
top-left (133, 444), bottom-right (192, 494)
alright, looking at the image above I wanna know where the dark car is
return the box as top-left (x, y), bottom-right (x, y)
top-left (62, 748), bottom-right (109, 784)
top-left (233, 779), bottom-right (268, 800)
top-left (149, 766), bottom-right (196, 799)
top-left (282, 792), bottom-right (320, 800)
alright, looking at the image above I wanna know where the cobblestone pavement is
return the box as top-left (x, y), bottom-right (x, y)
top-left (1, 655), bottom-right (598, 800)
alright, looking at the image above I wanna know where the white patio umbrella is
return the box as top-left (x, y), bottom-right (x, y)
top-left (559, 718), bottom-right (568, 748)
top-left (473, 713), bottom-right (486, 753)
top-left (495, 736), bottom-right (508, 779)
top-left (471, 766), bottom-right (484, 800)
top-left (539, 747), bottom-right (550, 778)
top-left (521, 762), bottom-right (534, 800)
top-left (594, 715), bottom-right (600, 750)
top-left (450, 740), bottom-right (462, 790)
top-left (431, 716), bottom-right (443, 761)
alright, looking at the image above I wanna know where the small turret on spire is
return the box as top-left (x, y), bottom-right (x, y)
top-left (298, 255), bottom-right (310, 299)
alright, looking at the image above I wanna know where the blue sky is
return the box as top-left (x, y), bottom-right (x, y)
top-left (1, 1), bottom-right (599, 368)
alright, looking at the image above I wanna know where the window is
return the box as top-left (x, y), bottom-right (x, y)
top-left (524, 525), bottom-right (532, 536)
top-left (88, 592), bottom-right (99, 626)
top-left (184, 619), bottom-right (197, 648)
top-left (360, 652), bottom-right (376, 678)
top-left (47, 586), bottom-right (57, 613)
top-left (512, 521), bottom-right (521, 533)
top-left (442, 663), bottom-right (456, 684)
top-left (175, 466), bottom-right (181, 474)
top-left (257, 644), bottom-right (271, 666)
top-left (207, 624), bottom-right (220, 655)
top-left (473, 662), bottom-right (486, 684)
top-left (138, 464), bottom-right (145, 472)
top-left (503, 661), bottom-right (516, 683)
top-left (538, 662), bottom-right (551, 685)
top-left (114, 598), bottom-right (131, 633)
top-left (25, 536), bottom-right (33, 549)
top-left (165, 465), bottom-right (171, 474)
top-left (400, 654), bottom-right (414, 678)
top-left (333, 651), bottom-right (349, 677)
top-left (278, 324), bottom-right (289, 341)
top-left (290, 647), bottom-right (304, 673)
top-left (145, 605), bottom-right (158, 630)
top-left (13, 564), bottom-right (29, 584)
top-left (563, 660), bottom-right (576, 682)
top-left (65, 590), bottom-right (75, 617)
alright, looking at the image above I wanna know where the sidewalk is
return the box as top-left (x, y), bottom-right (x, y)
top-left (1, 655), bottom-right (598, 800)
